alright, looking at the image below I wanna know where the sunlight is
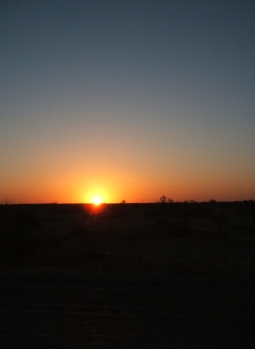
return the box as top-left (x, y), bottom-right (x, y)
top-left (81, 182), bottom-right (112, 204)
top-left (92, 196), bottom-right (103, 206)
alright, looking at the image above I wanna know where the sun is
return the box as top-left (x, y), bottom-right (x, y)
top-left (92, 196), bottom-right (102, 206)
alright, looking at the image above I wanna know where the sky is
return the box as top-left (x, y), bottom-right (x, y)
top-left (1, 0), bottom-right (254, 203)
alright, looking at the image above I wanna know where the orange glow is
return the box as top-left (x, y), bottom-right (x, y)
top-left (2, 163), bottom-right (255, 203)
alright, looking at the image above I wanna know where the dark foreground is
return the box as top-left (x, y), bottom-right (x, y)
top-left (1, 274), bottom-right (254, 348)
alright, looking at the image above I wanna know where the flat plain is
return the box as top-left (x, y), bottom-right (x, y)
top-left (0, 202), bottom-right (254, 347)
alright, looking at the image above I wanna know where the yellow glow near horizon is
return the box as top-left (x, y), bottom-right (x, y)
top-left (80, 181), bottom-right (113, 204)
top-left (92, 196), bottom-right (102, 206)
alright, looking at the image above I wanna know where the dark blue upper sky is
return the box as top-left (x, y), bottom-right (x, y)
top-left (1, 0), bottom-right (255, 202)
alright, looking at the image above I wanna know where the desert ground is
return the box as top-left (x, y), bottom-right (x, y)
top-left (0, 202), bottom-right (254, 347)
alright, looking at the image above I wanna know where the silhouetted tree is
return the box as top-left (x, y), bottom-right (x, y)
top-left (167, 198), bottom-right (174, 203)
top-left (160, 195), bottom-right (174, 203)
top-left (160, 195), bottom-right (167, 203)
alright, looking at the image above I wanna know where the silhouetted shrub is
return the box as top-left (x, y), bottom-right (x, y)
top-left (159, 195), bottom-right (166, 203)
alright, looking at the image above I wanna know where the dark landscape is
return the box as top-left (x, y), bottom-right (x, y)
top-left (1, 202), bottom-right (255, 347)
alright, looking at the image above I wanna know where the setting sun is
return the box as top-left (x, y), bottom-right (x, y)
top-left (92, 196), bottom-right (103, 206)
top-left (82, 184), bottom-right (111, 204)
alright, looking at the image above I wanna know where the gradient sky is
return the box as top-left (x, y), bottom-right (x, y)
top-left (1, 0), bottom-right (254, 203)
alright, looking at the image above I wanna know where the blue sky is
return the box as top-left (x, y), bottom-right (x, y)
top-left (1, 0), bottom-right (254, 203)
